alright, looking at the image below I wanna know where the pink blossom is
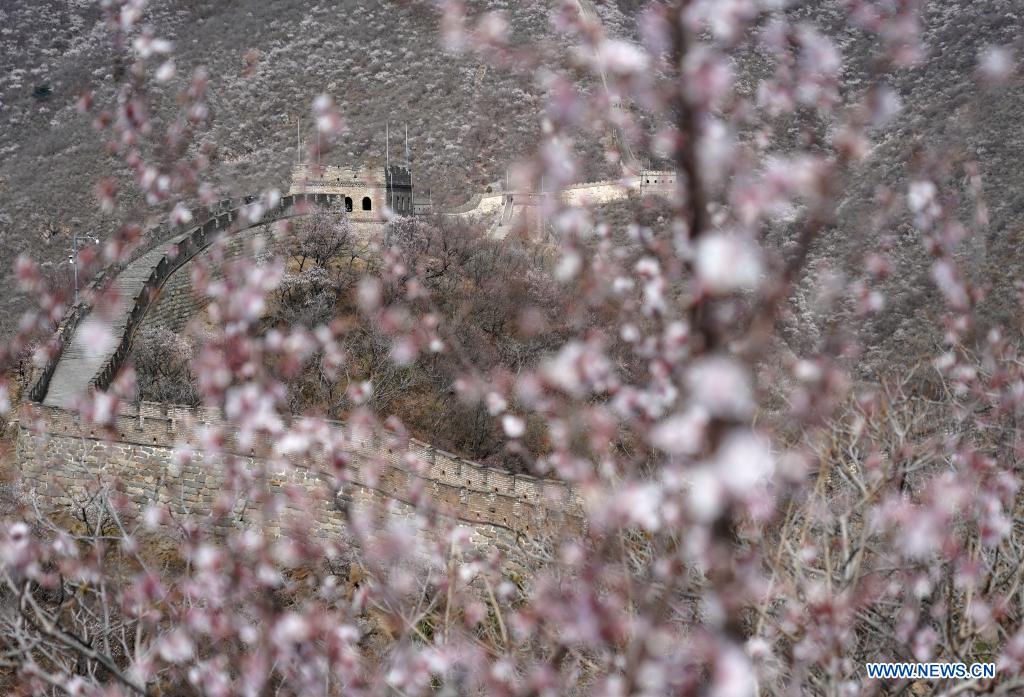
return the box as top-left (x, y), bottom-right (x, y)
top-left (683, 45), bottom-right (734, 108)
top-left (686, 355), bottom-right (754, 419)
top-left (649, 407), bottom-right (710, 456)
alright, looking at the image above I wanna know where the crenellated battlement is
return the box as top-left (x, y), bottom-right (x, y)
top-left (21, 400), bottom-right (577, 522)
top-left (17, 399), bottom-right (579, 575)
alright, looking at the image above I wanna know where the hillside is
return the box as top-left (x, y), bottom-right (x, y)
top-left (4, 3), bottom-right (1024, 693)
top-left (0, 0), bottom-right (633, 335)
top-left (1, 0), bottom-right (1022, 370)
top-left (788, 0), bottom-right (1024, 375)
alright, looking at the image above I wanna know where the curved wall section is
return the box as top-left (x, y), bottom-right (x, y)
top-left (90, 193), bottom-right (340, 391)
top-left (18, 401), bottom-right (579, 576)
top-left (21, 177), bottom-right (660, 567)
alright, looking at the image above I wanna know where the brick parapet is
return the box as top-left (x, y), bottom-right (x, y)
top-left (18, 402), bottom-right (579, 539)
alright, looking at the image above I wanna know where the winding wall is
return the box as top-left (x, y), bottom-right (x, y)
top-left (37, 193), bottom-right (342, 407)
top-left (20, 188), bottom-right (590, 571)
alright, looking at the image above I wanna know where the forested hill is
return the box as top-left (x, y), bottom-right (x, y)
top-left (0, 0), bottom-right (634, 335)
top-left (1, 0), bottom-right (1022, 365)
top-left (779, 1), bottom-right (1023, 375)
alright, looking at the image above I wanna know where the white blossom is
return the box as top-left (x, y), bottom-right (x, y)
top-left (715, 430), bottom-right (774, 496)
top-left (502, 414), bottom-right (525, 438)
top-left (979, 45), bottom-right (1015, 84)
top-left (696, 233), bottom-right (763, 294)
top-left (594, 39), bottom-right (649, 75)
top-left (158, 630), bottom-right (194, 663)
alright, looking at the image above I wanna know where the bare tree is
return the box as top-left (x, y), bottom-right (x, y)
top-left (294, 208), bottom-right (352, 273)
top-left (131, 327), bottom-right (198, 406)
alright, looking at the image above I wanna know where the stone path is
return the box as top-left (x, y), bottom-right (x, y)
top-left (37, 195), bottom-right (343, 408)
top-left (43, 235), bottom-right (189, 408)
top-left (488, 195), bottom-right (516, 238)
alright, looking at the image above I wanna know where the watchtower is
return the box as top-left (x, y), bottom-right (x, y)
top-left (288, 163), bottom-right (414, 220)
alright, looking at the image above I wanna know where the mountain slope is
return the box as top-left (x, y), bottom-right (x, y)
top-left (1, 0), bottom-right (1022, 371)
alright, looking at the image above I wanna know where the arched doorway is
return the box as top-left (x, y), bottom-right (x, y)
top-left (344, 196), bottom-right (353, 212)
top-left (362, 196), bottom-right (372, 211)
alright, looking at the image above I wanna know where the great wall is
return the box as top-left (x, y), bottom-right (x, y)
top-left (16, 168), bottom-right (675, 569)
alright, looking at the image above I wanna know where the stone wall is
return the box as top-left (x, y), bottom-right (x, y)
top-left (451, 170), bottom-right (678, 224)
top-left (21, 184), bottom-right (600, 578)
top-left (140, 221), bottom-right (276, 333)
top-left (17, 402), bottom-right (578, 575)
top-left (91, 196), bottom-right (345, 392)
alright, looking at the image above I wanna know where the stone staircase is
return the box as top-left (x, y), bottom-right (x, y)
top-left (42, 236), bottom-right (188, 408)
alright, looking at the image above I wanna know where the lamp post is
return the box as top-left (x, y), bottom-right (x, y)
top-left (69, 232), bottom-right (100, 304)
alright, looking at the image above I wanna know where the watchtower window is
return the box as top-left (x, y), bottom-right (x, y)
top-left (362, 196), bottom-right (372, 211)
top-left (344, 196), bottom-right (353, 212)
